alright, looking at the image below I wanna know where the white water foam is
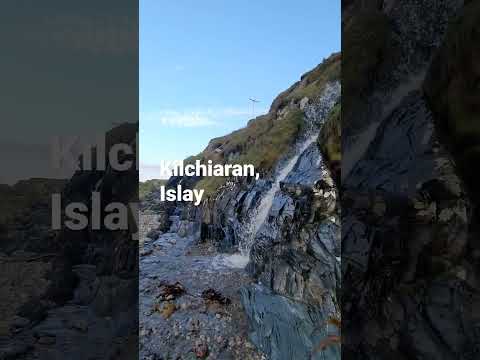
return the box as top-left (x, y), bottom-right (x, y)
top-left (343, 70), bottom-right (427, 178)
top-left (214, 82), bottom-right (340, 270)
top-left (212, 253), bottom-right (250, 270)
top-left (240, 134), bottom-right (319, 256)
top-left (216, 135), bottom-right (319, 270)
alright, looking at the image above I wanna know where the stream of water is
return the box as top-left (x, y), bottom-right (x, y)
top-left (213, 134), bottom-right (319, 270)
top-left (245, 134), bottom-right (319, 250)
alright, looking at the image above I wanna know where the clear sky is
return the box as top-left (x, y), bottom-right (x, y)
top-left (140, 0), bottom-right (340, 181)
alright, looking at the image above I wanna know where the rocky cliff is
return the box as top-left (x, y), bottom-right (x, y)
top-left (1, 123), bottom-right (138, 359)
top-left (342, 1), bottom-right (479, 359)
top-left (142, 55), bottom-right (342, 359)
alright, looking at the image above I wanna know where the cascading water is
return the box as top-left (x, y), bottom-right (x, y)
top-left (215, 81), bottom-right (340, 270)
top-left (240, 134), bottom-right (319, 255)
top-left (213, 135), bottom-right (319, 270)
top-left (343, 70), bottom-right (429, 178)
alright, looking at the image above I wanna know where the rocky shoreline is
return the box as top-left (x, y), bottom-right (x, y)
top-left (140, 75), bottom-right (341, 359)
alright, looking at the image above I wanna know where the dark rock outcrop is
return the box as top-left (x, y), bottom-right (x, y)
top-left (1, 123), bottom-right (138, 359)
top-left (342, 1), bottom-right (479, 358)
top-left (342, 91), bottom-right (474, 358)
top-left (240, 284), bottom-right (340, 360)
top-left (140, 59), bottom-right (342, 359)
top-left (318, 103), bottom-right (341, 186)
top-left (236, 82), bottom-right (341, 359)
top-left (424, 0), bottom-right (480, 206)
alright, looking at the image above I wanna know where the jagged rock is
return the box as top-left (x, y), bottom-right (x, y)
top-left (139, 59), bottom-right (341, 360)
top-left (240, 285), bottom-right (340, 360)
top-left (235, 80), bottom-right (341, 359)
top-left (318, 103), bottom-right (341, 185)
top-left (342, 87), bottom-right (475, 356)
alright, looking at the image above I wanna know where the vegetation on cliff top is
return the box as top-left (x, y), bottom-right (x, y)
top-left (195, 108), bottom-right (304, 196)
top-left (139, 54), bottom-right (340, 200)
top-left (194, 54), bottom-right (341, 197)
top-left (140, 179), bottom-right (167, 200)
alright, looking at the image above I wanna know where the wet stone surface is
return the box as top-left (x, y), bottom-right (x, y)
top-left (140, 214), bottom-right (265, 360)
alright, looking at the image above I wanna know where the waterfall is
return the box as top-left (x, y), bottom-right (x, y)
top-left (213, 135), bottom-right (319, 270)
top-left (239, 134), bottom-right (319, 256)
top-left (215, 81), bottom-right (340, 269)
top-left (343, 70), bottom-right (428, 178)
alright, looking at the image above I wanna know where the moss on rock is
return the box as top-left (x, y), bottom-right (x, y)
top-left (318, 103), bottom-right (341, 185)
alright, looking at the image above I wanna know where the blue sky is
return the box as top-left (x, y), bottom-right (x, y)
top-left (140, 0), bottom-right (340, 181)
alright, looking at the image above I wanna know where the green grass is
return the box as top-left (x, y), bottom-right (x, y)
top-left (195, 108), bottom-right (305, 197)
top-left (194, 176), bottom-right (229, 197)
top-left (139, 179), bottom-right (167, 200)
top-left (189, 54), bottom-right (341, 198)
top-left (319, 102), bottom-right (341, 164)
top-left (287, 54), bottom-right (341, 102)
top-left (236, 109), bottom-right (304, 169)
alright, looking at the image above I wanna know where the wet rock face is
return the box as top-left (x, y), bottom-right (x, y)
top-left (166, 81), bottom-right (342, 359)
top-left (342, 90), bottom-right (478, 358)
top-left (61, 122), bottom-right (138, 276)
top-left (195, 151), bottom-right (329, 254)
top-left (248, 179), bottom-right (339, 305)
top-left (236, 87), bottom-right (340, 358)
top-left (196, 179), bottom-right (268, 251)
top-left (343, 0), bottom-right (464, 140)
top-left (0, 123), bottom-right (139, 359)
top-left (197, 81), bottom-right (341, 251)
top-left (240, 285), bottom-right (340, 360)
top-left (318, 103), bottom-right (341, 185)
top-left (424, 1), bottom-right (480, 204)
top-left (342, 2), bottom-right (480, 358)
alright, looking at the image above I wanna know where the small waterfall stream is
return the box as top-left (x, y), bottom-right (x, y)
top-left (215, 81), bottom-right (340, 270)
top-left (215, 134), bottom-right (319, 269)
top-left (240, 134), bottom-right (319, 255)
